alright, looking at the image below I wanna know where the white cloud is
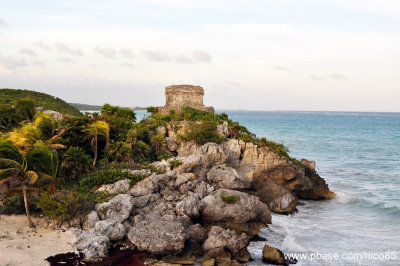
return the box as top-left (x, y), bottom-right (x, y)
top-left (32, 60), bottom-right (46, 67)
top-left (192, 50), bottom-right (211, 63)
top-left (309, 75), bottom-right (325, 81)
top-left (329, 73), bottom-right (347, 80)
top-left (57, 57), bottom-right (75, 63)
top-left (120, 49), bottom-right (135, 60)
top-left (19, 48), bottom-right (37, 57)
top-left (121, 62), bottom-right (135, 68)
top-left (94, 47), bottom-right (117, 58)
top-left (175, 54), bottom-right (193, 64)
top-left (35, 41), bottom-right (52, 51)
top-left (273, 66), bottom-right (291, 72)
top-left (0, 55), bottom-right (27, 69)
top-left (142, 50), bottom-right (170, 62)
top-left (0, 18), bottom-right (6, 26)
top-left (55, 43), bottom-right (84, 56)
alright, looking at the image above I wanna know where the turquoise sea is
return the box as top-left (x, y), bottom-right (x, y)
top-left (137, 110), bottom-right (400, 265)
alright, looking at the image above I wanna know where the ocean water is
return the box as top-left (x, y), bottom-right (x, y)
top-left (221, 111), bottom-right (400, 266)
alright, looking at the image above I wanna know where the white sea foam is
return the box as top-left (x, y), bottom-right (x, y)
top-left (334, 191), bottom-right (361, 204)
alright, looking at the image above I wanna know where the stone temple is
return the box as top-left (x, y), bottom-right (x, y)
top-left (157, 85), bottom-right (214, 114)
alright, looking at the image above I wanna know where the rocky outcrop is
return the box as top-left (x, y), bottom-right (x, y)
top-left (127, 212), bottom-right (188, 255)
top-left (72, 135), bottom-right (333, 264)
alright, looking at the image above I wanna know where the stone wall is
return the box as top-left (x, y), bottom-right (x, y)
top-left (157, 85), bottom-right (214, 114)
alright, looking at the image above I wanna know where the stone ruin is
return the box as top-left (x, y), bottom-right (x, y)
top-left (157, 85), bottom-right (214, 114)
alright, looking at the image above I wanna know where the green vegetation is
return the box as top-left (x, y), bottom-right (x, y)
top-left (221, 194), bottom-right (239, 204)
top-left (0, 89), bottom-right (82, 116)
top-left (169, 159), bottom-right (183, 170)
top-left (0, 93), bottom-right (299, 228)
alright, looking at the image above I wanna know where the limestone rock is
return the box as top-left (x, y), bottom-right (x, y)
top-left (187, 223), bottom-right (207, 243)
top-left (217, 121), bottom-right (230, 138)
top-left (256, 182), bottom-right (298, 213)
top-left (97, 179), bottom-right (130, 194)
top-left (175, 173), bottom-right (196, 187)
top-left (206, 164), bottom-right (250, 189)
top-left (84, 210), bottom-right (100, 229)
top-left (74, 229), bottom-right (110, 259)
top-left (127, 212), bottom-right (188, 255)
top-left (166, 137), bottom-right (178, 152)
top-left (94, 220), bottom-right (126, 241)
top-left (156, 126), bottom-right (167, 137)
top-left (200, 189), bottom-right (271, 225)
top-left (129, 173), bottom-right (169, 196)
top-left (176, 193), bottom-right (203, 218)
top-left (203, 226), bottom-right (249, 255)
top-left (262, 244), bottom-right (286, 265)
top-left (95, 194), bottom-right (133, 223)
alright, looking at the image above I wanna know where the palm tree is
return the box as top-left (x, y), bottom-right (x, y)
top-left (83, 121), bottom-right (110, 167)
top-left (15, 98), bottom-right (36, 123)
top-left (61, 146), bottom-right (91, 181)
top-left (0, 140), bottom-right (58, 227)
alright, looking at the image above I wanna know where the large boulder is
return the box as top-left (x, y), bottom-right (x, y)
top-left (200, 189), bottom-right (271, 226)
top-left (95, 194), bottom-right (133, 223)
top-left (83, 210), bottom-right (100, 229)
top-left (262, 244), bottom-right (286, 265)
top-left (206, 164), bottom-right (250, 189)
top-left (256, 182), bottom-right (298, 213)
top-left (97, 179), bottom-right (130, 194)
top-left (129, 173), bottom-right (170, 197)
top-left (127, 212), bottom-right (188, 255)
top-left (74, 229), bottom-right (110, 259)
top-left (203, 226), bottom-right (249, 256)
top-left (94, 220), bottom-right (126, 241)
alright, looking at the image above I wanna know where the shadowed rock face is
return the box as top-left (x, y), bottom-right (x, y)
top-left (157, 85), bottom-right (214, 114)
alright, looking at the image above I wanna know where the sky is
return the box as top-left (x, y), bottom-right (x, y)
top-left (0, 0), bottom-right (399, 111)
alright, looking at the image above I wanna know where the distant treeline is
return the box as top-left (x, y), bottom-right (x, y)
top-left (0, 88), bottom-right (82, 116)
top-left (70, 103), bottom-right (147, 111)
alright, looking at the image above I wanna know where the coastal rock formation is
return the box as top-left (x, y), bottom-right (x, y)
top-left (157, 85), bottom-right (214, 115)
top-left (262, 244), bottom-right (287, 265)
top-left (72, 133), bottom-right (333, 263)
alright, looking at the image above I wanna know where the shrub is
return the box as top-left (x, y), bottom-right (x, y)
top-left (78, 168), bottom-right (148, 192)
top-left (258, 137), bottom-right (290, 158)
top-left (169, 159), bottom-right (183, 170)
top-left (36, 190), bottom-right (96, 226)
top-left (146, 106), bottom-right (157, 113)
top-left (0, 194), bottom-right (40, 215)
top-left (180, 121), bottom-right (225, 145)
top-left (101, 104), bottom-right (136, 140)
top-left (221, 194), bottom-right (239, 204)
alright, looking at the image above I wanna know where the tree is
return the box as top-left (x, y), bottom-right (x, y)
top-left (61, 147), bottom-right (91, 181)
top-left (83, 121), bottom-right (110, 167)
top-left (15, 98), bottom-right (36, 123)
top-left (0, 140), bottom-right (58, 227)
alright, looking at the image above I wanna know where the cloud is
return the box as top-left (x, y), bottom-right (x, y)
top-left (19, 48), bottom-right (37, 57)
top-left (309, 75), bottom-right (325, 81)
top-left (35, 41), bottom-right (52, 51)
top-left (273, 66), bottom-right (291, 72)
top-left (121, 62), bottom-right (135, 68)
top-left (175, 54), bottom-right (193, 64)
top-left (0, 18), bottom-right (6, 26)
top-left (57, 57), bottom-right (75, 63)
top-left (55, 43), bottom-right (84, 56)
top-left (0, 55), bottom-right (27, 69)
top-left (94, 47), bottom-right (117, 59)
top-left (32, 60), bottom-right (46, 67)
top-left (329, 73), bottom-right (347, 80)
top-left (120, 49), bottom-right (135, 60)
top-left (192, 50), bottom-right (211, 63)
top-left (0, 66), bottom-right (13, 74)
top-left (141, 50), bottom-right (170, 61)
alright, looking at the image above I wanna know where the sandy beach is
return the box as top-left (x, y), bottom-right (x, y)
top-left (0, 215), bottom-right (75, 266)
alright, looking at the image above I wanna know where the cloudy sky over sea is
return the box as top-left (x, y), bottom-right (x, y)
top-left (1, 0), bottom-right (399, 111)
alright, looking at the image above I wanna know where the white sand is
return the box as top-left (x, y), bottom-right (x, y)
top-left (0, 215), bottom-right (75, 266)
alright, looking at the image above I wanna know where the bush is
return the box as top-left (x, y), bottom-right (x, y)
top-left (146, 106), bottom-right (157, 113)
top-left (169, 159), bottom-right (183, 170)
top-left (221, 194), bottom-right (239, 204)
top-left (258, 137), bottom-right (290, 158)
top-left (37, 190), bottom-right (96, 226)
top-left (78, 168), bottom-right (148, 192)
top-left (0, 194), bottom-right (40, 215)
top-left (180, 121), bottom-right (225, 145)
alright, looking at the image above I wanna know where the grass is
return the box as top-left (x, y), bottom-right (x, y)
top-left (221, 194), bottom-right (239, 204)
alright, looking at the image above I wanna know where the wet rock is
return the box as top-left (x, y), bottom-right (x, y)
top-left (95, 194), bottom-right (133, 223)
top-left (262, 244), bottom-right (286, 265)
